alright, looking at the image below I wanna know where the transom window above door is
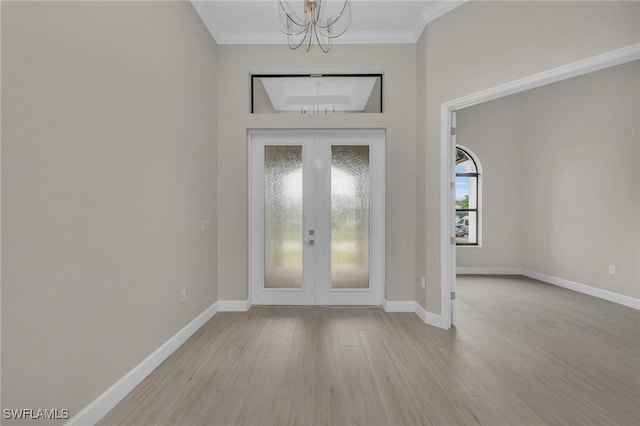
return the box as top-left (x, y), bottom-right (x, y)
top-left (251, 74), bottom-right (383, 114)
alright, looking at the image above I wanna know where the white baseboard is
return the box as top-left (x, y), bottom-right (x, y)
top-left (383, 300), bottom-right (445, 328)
top-left (383, 300), bottom-right (415, 312)
top-left (414, 302), bottom-right (444, 328)
top-left (521, 269), bottom-right (640, 310)
top-left (66, 302), bottom-right (219, 426)
top-left (457, 267), bottom-right (640, 310)
top-left (67, 294), bottom-right (454, 425)
top-left (457, 267), bottom-right (522, 275)
top-left (76, 272), bottom-right (634, 426)
top-left (217, 299), bottom-right (251, 312)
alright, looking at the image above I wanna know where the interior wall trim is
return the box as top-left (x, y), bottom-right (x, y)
top-left (67, 297), bottom-right (255, 425)
top-left (66, 302), bottom-right (219, 426)
top-left (69, 294), bottom-right (453, 426)
top-left (384, 300), bottom-right (444, 328)
top-left (383, 300), bottom-right (415, 312)
top-left (456, 268), bottom-right (640, 310)
top-left (521, 269), bottom-right (640, 311)
top-left (456, 267), bottom-right (522, 275)
top-left (414, 302), bottom-right (445, 328)
top-left (217, 299), bottom-right (252, 312)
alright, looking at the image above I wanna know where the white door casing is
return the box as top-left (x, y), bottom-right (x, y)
top-left (249, 129), bottom-right (384, 305)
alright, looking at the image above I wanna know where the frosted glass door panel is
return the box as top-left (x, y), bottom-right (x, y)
top-left (331, 146), bottom-right (370, 288)
top-left (251, 130), bottom-right (383, 306)
top-left (264, 146), bottom-right (303, 288)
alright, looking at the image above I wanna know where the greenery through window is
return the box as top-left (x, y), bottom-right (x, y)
top-left (455, 147), bottom-right (479, 245)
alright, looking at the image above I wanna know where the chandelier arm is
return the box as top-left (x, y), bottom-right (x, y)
top-left (316, 17), bottom-right (350, 39)
top-left (274, 14), bottom-right (300, 36)
top-left (288, 25), bottom-right (311, 50)
top-left (306, 25), bottom-right (314, 52)
top-left (316, 0), bottom-right (350, 30)
top-left (277, 0), bottom-right (307, 27)
top-left (315, 27), bottom-right (331, 53)
top-left (281, 22), bottom-right (312, 37)
top-left (279, 14), bottom-right (307, 31)
top-left (275, 10), bottom-right (306, 34)
top-left (275, 6), bottom-right (312, 37)
top-left (281, 11), bottom-right (306, 29)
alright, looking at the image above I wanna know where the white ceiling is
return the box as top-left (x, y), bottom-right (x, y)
top-left (191, 0), bottom-right (466, 45)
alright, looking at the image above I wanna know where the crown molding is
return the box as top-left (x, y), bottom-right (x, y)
top-left (191, 0), bottom-right (222, 43)
top-left (192, 0), bottom-right (468, 46)
top-left (412, 1), bottom-right (467, 42)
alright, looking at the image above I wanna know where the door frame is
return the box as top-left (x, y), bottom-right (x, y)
top-left (248, 129), bottom-right (385, 306)
top-left (439, 43), bottom-right (639, 329)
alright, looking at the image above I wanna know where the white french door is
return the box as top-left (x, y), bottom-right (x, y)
top-left (250, 130), bottom-right (384, 305)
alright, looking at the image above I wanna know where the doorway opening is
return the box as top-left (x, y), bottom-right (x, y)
top-left (441, 44), bottom-right (639, 329)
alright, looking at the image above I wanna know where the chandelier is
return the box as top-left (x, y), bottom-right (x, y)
top-left (275, 0), bottom-right (351, 53)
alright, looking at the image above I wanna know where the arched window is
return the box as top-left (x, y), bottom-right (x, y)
top-left (455, 146), bottom-right (480, 246)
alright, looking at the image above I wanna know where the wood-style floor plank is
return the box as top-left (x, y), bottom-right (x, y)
top-left (312, 382), bottom-right (351, 426)
top-left (336, 309), bottom-right (363, 347)
top-left (199, 391), bottom-right (245, 426)
top-left (361, 331), bottom-right (430, 425)
top-left (398, 362), bottom-right (467, 426)
top-left (339, 346), bottom-right (390, 426)
top-left (276, 308), bottom-right (317, 426)
top-left (314, 308), bottom-right (344, 385)
top-left (100, 276), bottom-right (640, 426)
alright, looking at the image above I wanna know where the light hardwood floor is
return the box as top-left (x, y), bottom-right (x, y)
top-left (99, 275), bottom-right (640, 425)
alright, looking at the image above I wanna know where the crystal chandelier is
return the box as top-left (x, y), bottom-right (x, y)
top-left (275, 0), bottom-right (351, 53)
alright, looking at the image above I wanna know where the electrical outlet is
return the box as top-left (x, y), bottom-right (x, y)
top-left (180, 289), bottom-right (187, 303)
top-left (201, 219), bottom-right (210, 232)
top-left (421, 276), bottom-right (426, 289)
top-left (608, 265), bottom-right (617, 276)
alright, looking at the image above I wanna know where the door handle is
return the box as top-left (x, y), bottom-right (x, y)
top-left (304, 239), bottom-right (315, 246)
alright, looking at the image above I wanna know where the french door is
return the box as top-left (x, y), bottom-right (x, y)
top-left (249, 130), bottom-right (384, 305)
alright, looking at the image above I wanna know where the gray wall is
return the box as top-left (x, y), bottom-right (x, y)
top-left (417, 0), bottom-right (640, 313)
top-left (522, 61), bottom-right (639, 299)
top-left (1, 1), bottom-right (218, 420)
top-left (457, 61), bottom-right (639, 300)
top-left (216, 44), bottom-right (417, 302)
